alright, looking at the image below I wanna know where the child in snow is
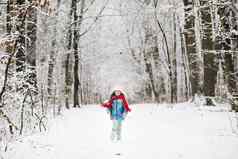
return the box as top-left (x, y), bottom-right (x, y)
top-left (101, 88), bottom-right (131, 141)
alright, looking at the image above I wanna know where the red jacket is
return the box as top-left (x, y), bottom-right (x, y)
top-left (101, 95), bottom-right (131, 112)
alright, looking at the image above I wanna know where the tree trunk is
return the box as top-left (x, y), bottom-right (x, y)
top-left (143, 23), bottom-right (160, 102)
top-left (183, 0), bottom-right (204, 96)
top-left (227, 5), bottom-right (238, 94)
top-left (183, 0), bottom-right (197, 96)
top-left (72, 0), bottom-right (79, 108)
top-left (48, 0), bottom-right (61, 97)
top-left (172, 11), bottom-right (177, 102)
top-left (153, 8), bottom-right (173, 103)
top-left (65, 0), bottom-right (74, 109)
top-left (65, 53), bottom-right (72, 109)
top-left (179, 16), bottom-right (191, 100)
top-left (193, 0), bottom-right (204, 95)
top-left (6, 0), bottom-right (13, 34)
top-left (15, 1), bottom-right (27, 73)
top-left (231, 4), bottom-right (238, 93)
top-left (72, 0), bottom-right (85, 108)
top-left (26, 1), bottom-right (37, 90)
top-left (200, 0), bottom-right (217, 97)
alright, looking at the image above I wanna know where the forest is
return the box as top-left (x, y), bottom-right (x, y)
top-left (0, 0), bottom-right (238, 158)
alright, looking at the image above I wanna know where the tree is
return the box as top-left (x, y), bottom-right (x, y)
top-left (231, 0), bottom-right (238, 93)
top-left (183, 0), bottom-right (203, 96)
top-left (72, 0), bottom-right (85, 108)
top-left (48, 0), bottom-right (61, 97)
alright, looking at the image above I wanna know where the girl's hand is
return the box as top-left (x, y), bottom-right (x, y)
top-left (101, 100), bottom-right (109, 107)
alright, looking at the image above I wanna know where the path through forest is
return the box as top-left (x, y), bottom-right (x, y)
top-left (2, 103), bottom-right (238, 159)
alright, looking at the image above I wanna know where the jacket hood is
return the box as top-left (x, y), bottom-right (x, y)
top-left (111, 87), bottom-right (127, 96)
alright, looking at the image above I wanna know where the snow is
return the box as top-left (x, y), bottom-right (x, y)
top-left (0, 51), bottom-right (8, 59)
top-left (1, 103), bottom-right (238, 159)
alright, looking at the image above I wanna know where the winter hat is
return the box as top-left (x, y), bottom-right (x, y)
top-left (110, 86), bottom-right (127, 97)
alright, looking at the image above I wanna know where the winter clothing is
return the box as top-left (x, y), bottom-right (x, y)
top-left (110, 86), bottom-right (126, 96)
top-left (111, 119), bottom-right (122, 141)
top-left (102, 94), bottom-right (131, 114)
top-left (101, 91), bottom-right (131, 141)
top-left (112, 97), bottom-right (126, 121)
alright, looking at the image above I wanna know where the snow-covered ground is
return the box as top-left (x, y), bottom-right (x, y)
top-left (1, 103), bottom-right (238, 159)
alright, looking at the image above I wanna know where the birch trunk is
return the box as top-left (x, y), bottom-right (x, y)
top-left (193, 0), bottom-right (204, 95)
top-left (48, 0), bottom-right (61, 97)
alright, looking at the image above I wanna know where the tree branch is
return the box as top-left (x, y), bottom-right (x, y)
top-left (79, 0), bottom-right (110, 37)
top-left (0, 41), bottom-right (17, 106)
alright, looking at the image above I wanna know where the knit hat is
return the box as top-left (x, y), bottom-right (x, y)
top-left (110, 86), bottom-right (127, 97)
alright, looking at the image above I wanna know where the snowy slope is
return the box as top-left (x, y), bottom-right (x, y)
top-left (1, 103), bottom-right (238, 159)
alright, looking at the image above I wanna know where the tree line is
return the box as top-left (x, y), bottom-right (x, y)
top-left (0, 0), bottom-right (238, 148)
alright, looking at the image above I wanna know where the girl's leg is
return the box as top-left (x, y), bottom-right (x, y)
top-left (116, 120), bottom-right (122, 141)
top-left (111, 120), bottom-right (117, 141)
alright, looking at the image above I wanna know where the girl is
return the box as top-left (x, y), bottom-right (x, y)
top-left (101, 89), bottom-right (131, 142)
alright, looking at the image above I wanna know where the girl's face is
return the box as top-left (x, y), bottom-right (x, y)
top-left (115, 90), bottom-right (121, 96)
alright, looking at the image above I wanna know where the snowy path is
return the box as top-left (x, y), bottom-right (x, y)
top-left (2, 103), bottom-right (238, 159)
